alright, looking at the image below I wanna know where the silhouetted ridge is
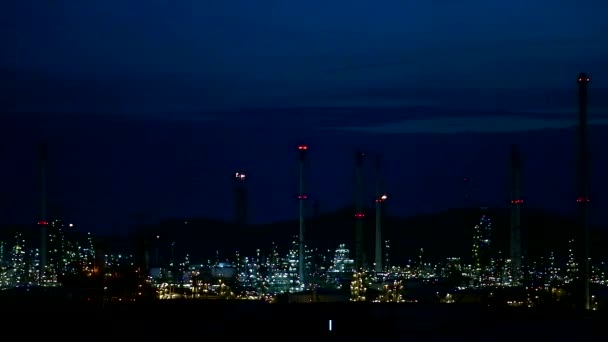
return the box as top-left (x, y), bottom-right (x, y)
top-left (121, 207), bottom-right (608, 264)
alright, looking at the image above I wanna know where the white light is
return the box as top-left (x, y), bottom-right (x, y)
top-left (69, 223), bottom-right (74, 227)
top-left (329, 319), bottom-right (332, 332)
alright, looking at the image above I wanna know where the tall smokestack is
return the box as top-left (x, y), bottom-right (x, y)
top-left (576, 72), bottom-right (591, 310)
top-left (234, 172), bottom-right (247, 226)
top-left (354, 151), bottom-right (366, 270)
top-left (374, 154), bottom-right (386, 273)
top-left (509, 144), bottom-right (523, 285)
top-left (297, 144), bottom-right (308, 286)
top-left (38, 142), bottom-right (49, 282)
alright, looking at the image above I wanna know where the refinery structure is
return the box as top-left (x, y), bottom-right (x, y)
top-left (0, 74), bottom-right (607, 310)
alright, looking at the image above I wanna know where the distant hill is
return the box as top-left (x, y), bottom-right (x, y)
top-left (121, 207), bottom-right (608, 265)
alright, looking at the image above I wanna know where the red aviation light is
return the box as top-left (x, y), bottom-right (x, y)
top-left (576, 196), bottom-right (590, 203)
top-left (298, 145), bottom-right (308, 150)
top-left (298, 195), bottom-right (308, 200)
top-left (354, 212), bottom-right (365, 219)
top-left (38, 221), bottom-right (48, 225)
top-left (511, 199), bottom-right (524, 204)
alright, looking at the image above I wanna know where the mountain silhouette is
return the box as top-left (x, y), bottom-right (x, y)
top-left (122, 206), bottom-right (607, 265)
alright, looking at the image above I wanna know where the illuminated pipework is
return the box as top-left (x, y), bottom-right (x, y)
top-left (350, 271), bottom-right (368, 301)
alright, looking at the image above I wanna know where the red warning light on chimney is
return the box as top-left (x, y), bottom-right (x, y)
top-left (38, 221), bottom-right (48, 225)
top-left (576, 196), bottom-right (590, 203)
top-left (354, 212), bottom-right (365, 219)
top-left (298, 195), bottom-right (308, 200)
top-left (298, 145), bottom-right (308, 150)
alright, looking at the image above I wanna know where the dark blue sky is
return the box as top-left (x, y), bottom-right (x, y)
top-left (2, 1), bottom-right (608, 233)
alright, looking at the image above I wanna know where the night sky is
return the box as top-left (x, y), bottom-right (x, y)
top-left (2, 1), bottom-right (608, 234)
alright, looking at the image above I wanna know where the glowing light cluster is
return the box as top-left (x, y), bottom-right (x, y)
top-left (350, 271), bottom-right (368, 302)
top-left (375, 194), bottom-right (388, 203)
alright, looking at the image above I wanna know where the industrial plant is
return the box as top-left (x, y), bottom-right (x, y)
top-left (1, 74), bottom-right (607, 313)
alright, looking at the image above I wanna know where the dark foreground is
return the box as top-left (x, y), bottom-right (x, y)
top-left (6, 298), bottom-right (605, 339)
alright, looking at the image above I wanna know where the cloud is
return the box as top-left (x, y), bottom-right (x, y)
top-left (323, 114), bottom-right (608, 134)
top-left (514, 107), bottom-right (608, 119)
